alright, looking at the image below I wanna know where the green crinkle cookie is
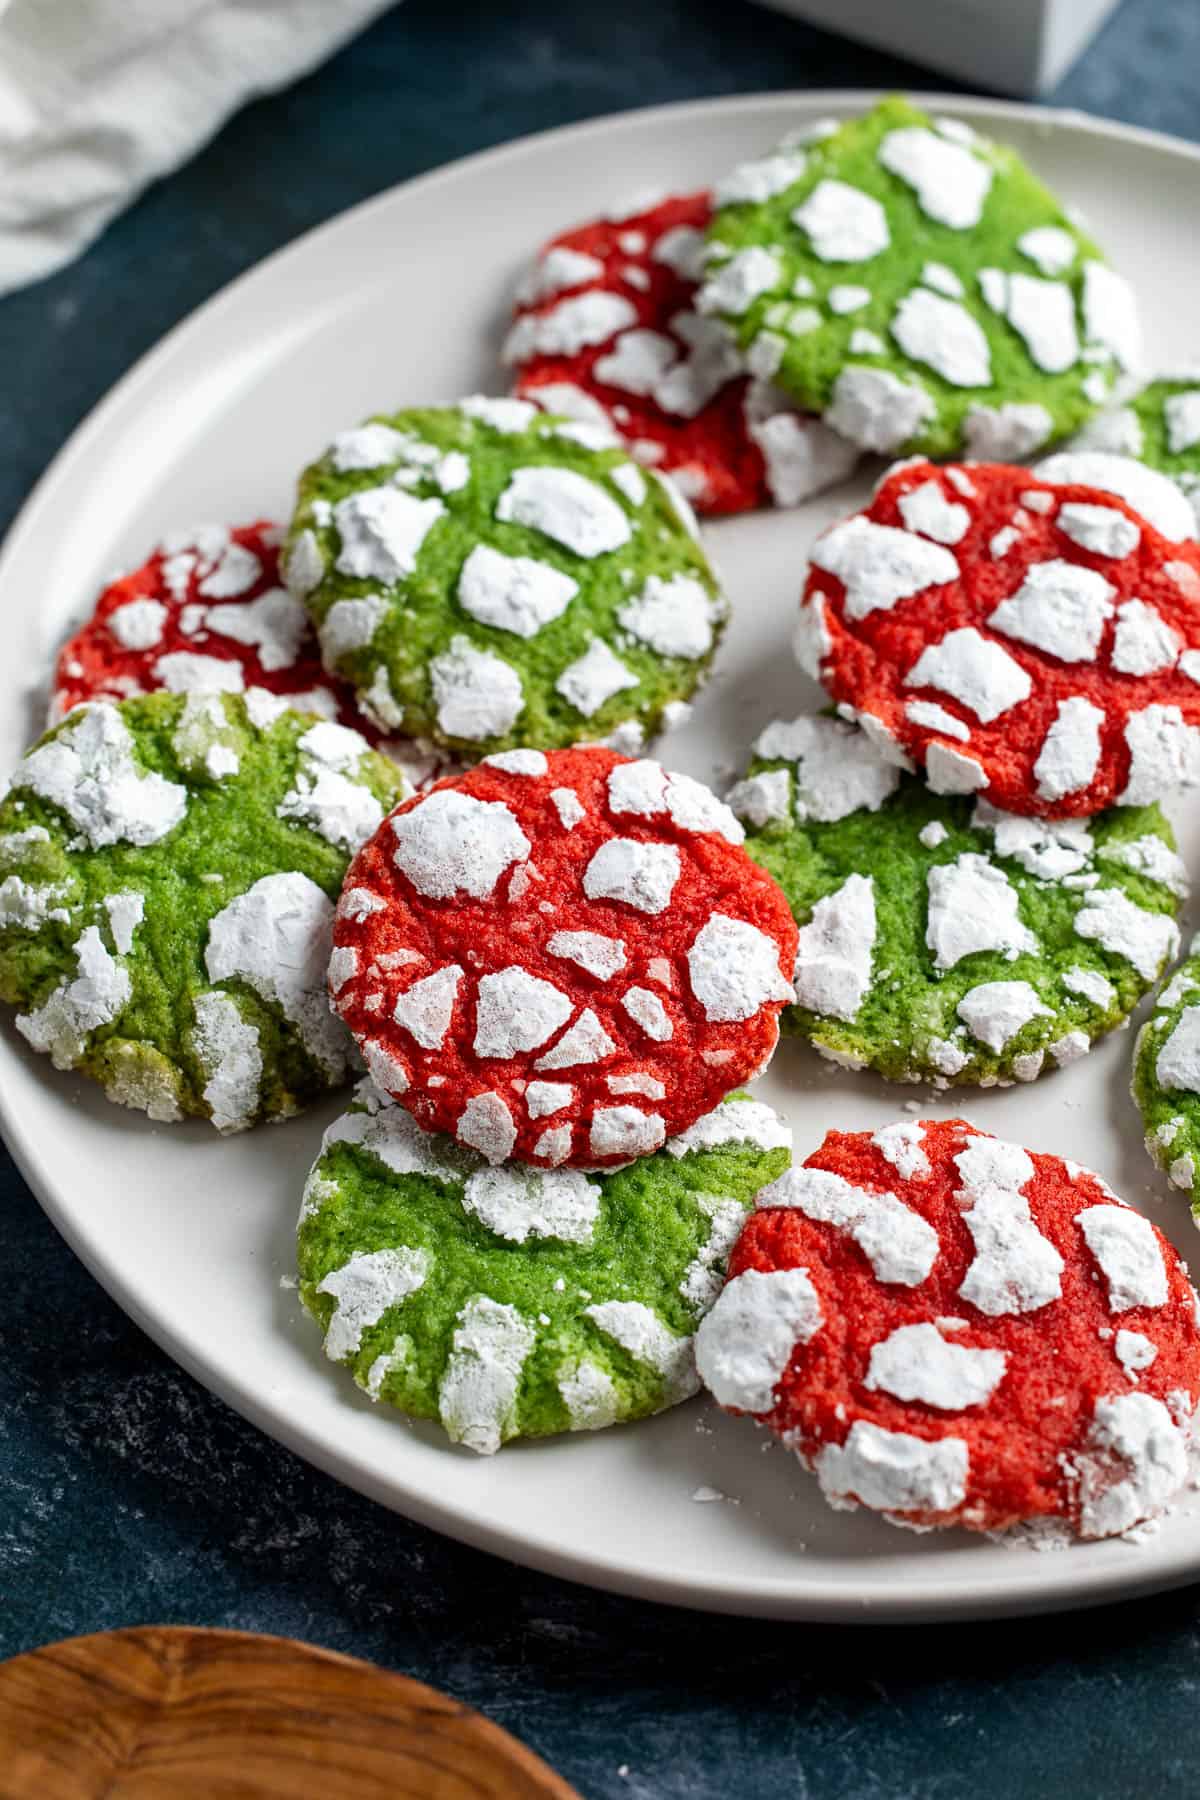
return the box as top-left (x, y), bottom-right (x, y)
top-left (1073, 371), bottom-right (1200, 533)
top-left (297, 1079), bottom-right (791, 1452)
top-left (700, 95), bottom-right (1137, 460)
top-left (284, 398), bottom-right (725, 757)
top-left (1132, 933), bottom-right (1200, 1213)
top-left (0, 693), bottom-right (405, 1128)
top-left (729, 715), bottom-right (1185, 1085)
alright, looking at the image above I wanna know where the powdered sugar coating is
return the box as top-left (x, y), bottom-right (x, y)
top-left (276, 721), bottom-right (385, 851)
top-left (981, 269), bottom-right (1079, 373)
top-left (872, 1122), bottom-right (930, 1180)
top-left (289, 405), bottom-right (722, 755)
top-left (810, 515), bottom-right (958, 622)
top-left (1034, 697), bottom-right (1106, 802)
top-left (957, 980), bottom-right (1052, 1053)
top-left (495, 466), bottom-right (631, 558)
top-left (1057, 502), bottom-right (1141, 560)
top-left (192, 990), bottom-right (262, 1132)
top-left (792, 873), bottom-right (876, 1023)
top-left (667, 1097), bottom-right (793, 1160)
top-left (53, 521), bottom-right (362, 736)
top-left (898, 480), bottom-right (970, 545)
top-left (703, 96), bottom-right (1124, 460)
top-left (805, 456), bottom-right (1200, 817)
top-left (456, 1092), bottom-right (518, 1162)
top-left (335, 487), bottom-right (445, 584)
top-left (457, 544), bottom-right (578, 638)
top-left (865, 1323), bottom-right (1007, 1409)
top-left (547, 929), bottom-right (626, 980)
top-left (1072, 885), bottom-right (1179, 982)
top-left (738, 719), bottom-right (1183, 1084)
top-left (461, 1164), bottom-right (602, 1245)
top-left (817, 1423), bottom-right (969, 1518)
top-left (758, 1164), bottom-right (939, 1286)
top-left (606, 761), bottom-right (742, 845)
top-left (926, 855), bottom-right (1037, 970)
top-left (1119, 704), bottom-right (1200, 805)
top-left (1156, 1007), bottom-right (1200, 1098)
top-left (584, 1301), bottom-right (697, 1402)
top-left (1077, 1206), bottom-right (1169, 1312)
top-left (588, 1107), bottom-right (666, 1160)
top-left (954, 1136), bottom-right (1064, 1314)
top-left (687, 913), bottom-right (795, 1022)
top-left (475, 967), bottom-right (574, 1058)
top-left (891, 288), bottom-right (992, 389)
top-left (697, 246), bottom-right (784, 313)
top-left (617, 574), bottom-right (723, 659)
top-left (1075, 1393), bottom-right (1189, 1538)
top-left (744, 715), bottom-right (900, 825)
top-left (1, 692), bottom-right (403, 1129)
top-left (1112, 600), bottom-right (1181, 677)
top-left (905, 627), bottom-right (1032, 723)
top-left (877, 126), bottom-right (992, 228)
top-left (429, 637), bottom-right (524, 742)
top-left (695, 1267), bottom-right (823, 1411)
top-left (509, 189), bottom-right (859, 518)
top-left (1133, 940), bottom-right (1200, 1211)
top-left (107, 598), bottom-right (168, 650)
top-left (330, 747), bottom-right (797, 1167)
top-left (621, 986), bottom-right (673, 1041)
top-left (391, 964), bottom-right (464, 1051)
top-left (391, 789), bottom-right (531, 900)
top-left (789, 179), bottom-right (890, 263)
top-left (555, 639), bottom-right (639, 717)
top-left (826, 366), bottom-right (936, 455)
top-left (206, 872), bottom-right (350, 1078)
top-left (703, 1118), bottom-right (1200, 1535)
top-left (504, 291), bottom-right (638, 362)
top-left (989, 560), bottom-right (1116, 663)
top-left (319, 1246), bottom-right (431, 1363)
top-left (583, 838), bottom-right (680, 914)
top-left (17, 925), bottom-right (131, 1072)
top-left (437, 1297), bottom-right (536, 1452)
top-left (18, 703), bottom-right (187, 850)
top-left (1034, 451), bottom-right (1195, 543)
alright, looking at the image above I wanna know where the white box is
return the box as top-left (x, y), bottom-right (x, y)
top-left (755, 0), bottom-right (1123, 96)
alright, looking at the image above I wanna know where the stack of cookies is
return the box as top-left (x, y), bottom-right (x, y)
top-left (303, 745), bottom-right (798, 1451)
top-left (7, 93), bottom-right (1200, 1544)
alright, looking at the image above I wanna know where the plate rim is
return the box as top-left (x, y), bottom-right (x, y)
top-left (5, 86), bottom-right (1200, 1622)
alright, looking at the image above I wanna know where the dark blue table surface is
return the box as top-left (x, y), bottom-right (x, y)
top-left (5, 2), bottom-right (1200, 1793)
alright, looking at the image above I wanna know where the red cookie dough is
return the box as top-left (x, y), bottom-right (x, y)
top-left (801, 456), bottom-right (1200, 818)
top-left (696, 1118), bottom-right (1200, 1539)
top-left (53, 521), bottom-right (357, 728)
top-left (329, 746), bottom-right (798, 1168)
top-left (505, 190), bottom-right (857, 517)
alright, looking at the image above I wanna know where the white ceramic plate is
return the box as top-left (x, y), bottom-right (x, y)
top-left (5, 91), bottom-right (1200, 1622)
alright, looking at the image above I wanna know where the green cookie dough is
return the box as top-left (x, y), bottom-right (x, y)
top-left (1132, 934), bottom-right (1200, 1213)
top-left (699, 95), bottom-right (1137, 459)
top-left (284, 398), bottom-right (725, 757)
top-left (729, 715), bottom-right (1185, 1085)
top-left (1073, 371), bottom-right (1200, 534)
top-left (0, 693), bottom-right (406, 1128)
top-left (297, 1079), bottom-right (792, 1452)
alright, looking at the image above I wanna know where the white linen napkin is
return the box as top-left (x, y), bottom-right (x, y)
top-left (0, 0), bottom-right (394, 297)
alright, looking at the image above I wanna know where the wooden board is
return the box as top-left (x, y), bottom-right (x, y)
top-left (0, 1626), bottom-right (581, 1798)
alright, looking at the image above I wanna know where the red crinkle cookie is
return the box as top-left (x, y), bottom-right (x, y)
top-left (801, 455), bottom-right (1200, 818)
top-left (52, 521), bottom-right (358, 728)
top-left (329, 746), bottom-right (799, 1168)
top-left (504, 190), bottom-right (857, 517)
top-left (696, 1118), bottom-right (1200, 1538)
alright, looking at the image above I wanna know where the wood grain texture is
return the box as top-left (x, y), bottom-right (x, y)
top-left (0, 1626), bottom-right (581, 1799)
